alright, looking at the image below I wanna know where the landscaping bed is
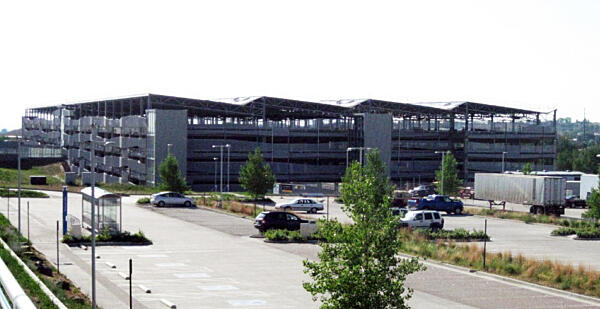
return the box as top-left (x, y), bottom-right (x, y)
top-left (0, 214), bottom-right (93, 308)
top-left (62, 229), bottom-right (152, 246)
top-left (0, 188), bottom-right (49, 198)
top-left (414, 228), bottom-right (489, 242)
top-left (398, 229), bottom-right (600, 297)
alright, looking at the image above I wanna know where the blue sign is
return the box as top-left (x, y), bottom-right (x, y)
top-left (62, 186), bottom-right (68, 235)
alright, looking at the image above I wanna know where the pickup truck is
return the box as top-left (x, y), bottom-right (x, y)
top-left (407, 194), bottom-right (464, 215)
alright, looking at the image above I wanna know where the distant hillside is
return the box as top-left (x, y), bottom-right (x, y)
top-left (0, 128), bottom-right (20, 137)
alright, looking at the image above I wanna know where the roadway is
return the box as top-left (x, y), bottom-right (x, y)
top-left (1, 192), bottom-right (600, 308)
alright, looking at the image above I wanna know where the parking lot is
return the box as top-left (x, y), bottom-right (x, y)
top-left (2, 191), bottom-right (600, 308)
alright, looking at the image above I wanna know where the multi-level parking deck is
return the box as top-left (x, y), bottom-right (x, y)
top-left (23, 94), bottom-right (557, 191)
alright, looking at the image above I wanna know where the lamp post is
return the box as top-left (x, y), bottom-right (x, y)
top-left (213, 157), bottom-right (218, 192)
top-left (212, 144), bottom-right (230, 192)
top-left (17, 136), bottom-right (21, 235)
top-left (89, 125), bottom-right (115, 309)
top-left (501, 151), bottom-right (508, 173)
top-left (226, 144), bottom-right (230, 192)
top-left (346, 147), bottom-right (372, 168)
top-left (435, 151), bottom-right (449, 195)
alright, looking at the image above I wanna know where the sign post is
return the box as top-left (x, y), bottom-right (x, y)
top-left (62, 186), bottom-right (68, 235)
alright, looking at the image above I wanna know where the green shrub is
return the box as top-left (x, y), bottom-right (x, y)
top-left (417, 228), bottom-right (489, 241)
top-left (576, 228), bottom-right (600, 239)
top-left (62, 229), bottom-right (152, 244)
top-left (288, 230), bottom-right (303, 241)
top-left (136, 197), bottom-right (151, 204)
top-left (265, 229), bottom-right (289, 241)
top-left (551, 227), bottom-right (577, 236)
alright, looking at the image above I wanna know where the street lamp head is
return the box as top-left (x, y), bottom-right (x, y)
top-left (596, 154), bottom-right (600, 158)
top-left (212, 145), bottom-right (216, 148)
top-left (225, 144), bottom-right (230, 148)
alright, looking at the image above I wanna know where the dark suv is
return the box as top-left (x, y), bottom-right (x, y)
top-left (254, 211), bottom-right (307, 232)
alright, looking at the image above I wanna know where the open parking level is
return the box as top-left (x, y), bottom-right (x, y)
top-left (2, 191), bottom-right (600, 308)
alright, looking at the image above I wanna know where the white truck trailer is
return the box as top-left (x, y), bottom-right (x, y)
top-left (580, 174), bottom-right (599, 201)
top-left (474, 173), bottom-right (566, 216)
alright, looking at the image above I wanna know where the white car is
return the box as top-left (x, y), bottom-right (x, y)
top-left (275, 198), bottom-right (324, 214)
top-left (400, 210), bottom-right (444, 230)
top-left (150, 192), bottom-right (195, 207)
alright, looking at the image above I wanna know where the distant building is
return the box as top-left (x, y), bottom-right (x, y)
top-left (23, 94), bottom-right (557, 191)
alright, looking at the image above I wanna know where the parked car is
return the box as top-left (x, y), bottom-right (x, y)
top-left (390, 207), bottom-right (409, 217)
top-left (275, 198), bottom-right (324, 213)
top-left (409, 185), bottom-right (436, 197)
top-left (460, 187), bottom-right (475, 199)
top-left (392, 190), bottom-right (411, 207)
top-left (150, 192), bottom-right (195, 207)
top-left (253, 211), bottom-right (308, 232)
top-left (408, 194), bottom-right (464, 215)
top-left (399, 210), bottom-right (444, 230)
top-left (565, 195), bottom-right (587, 208)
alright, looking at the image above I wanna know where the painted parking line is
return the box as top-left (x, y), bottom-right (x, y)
top-left (173, 273), bottom-right (210, 279)
top-left (155, 263), bottom-right (186, 267)
top-left (138, 254), bottom-right (169, 258)
top-left (227, 299), bottom-right (266, 306)
top-left (199, 285), bottom-right (238, 291)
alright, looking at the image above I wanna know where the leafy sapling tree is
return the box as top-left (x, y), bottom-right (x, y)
top-left (435, 152), bottom-right (462, 196)
top-left (303, 149), bottom-right (424, 309)
top-left (238, 148), bottom-right (275, 200)
top-left (583, 167), bottom-right (600, 219)
top-left (522, 162), bottom-right (532, 175)
top-left (158, 154), bottom-right (190, 193)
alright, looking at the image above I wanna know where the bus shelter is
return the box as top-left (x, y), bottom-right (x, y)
top-left (81, 187), bottom-right (122, 233)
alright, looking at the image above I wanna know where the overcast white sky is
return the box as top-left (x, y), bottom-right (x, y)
top-left (1, 0), bottom-right (599, 129)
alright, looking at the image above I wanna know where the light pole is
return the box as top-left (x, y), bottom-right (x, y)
top-left (89, 125), bottom-right (115, 309)
top-left (435, 151), bottom-right (449, 195)
top-left (226, 144), bottom-right (230, 192)
top-left (212, 145), bottom-right (230, 194)
top-left (213, 157), bottom-right (218, 192)
top-left (501, 151), bottom-right (508, 173)
top-left (17, 137), bottom-right (21, 235)
top-left (346, 147), bottom-right (373, 168)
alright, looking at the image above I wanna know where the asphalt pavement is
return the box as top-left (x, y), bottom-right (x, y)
top-left (2, 192), bottom-right (600, 308)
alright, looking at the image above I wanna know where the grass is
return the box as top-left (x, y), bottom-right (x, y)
top-left (415, 228), bottom-right (489, 241)
top-left (62, 229), bottom-right (152, 245)
top-left (398, 229), bottom-right (600, 297)
top-left (136, 197), bottom-right (150, 204)
top-left (465, 207), bottom-right (600, 227)
top-left (0, 213), bottom-right (93, 308)
top-left (98, 183), bottom-right (164, 195)
top-left (195, 194), bottom-right (262, 217)
top-left (0, 163), bottom-right (64, 187)
top-left (0, 188), bottom-right (49, 198)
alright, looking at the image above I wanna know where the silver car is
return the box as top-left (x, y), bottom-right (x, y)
top-left (275, 198), bottom-right (324, 214)
top-left (150, 191), bottom-right (195, 207)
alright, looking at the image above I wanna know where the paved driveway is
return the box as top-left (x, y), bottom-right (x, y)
top-left (2, 192), bottom-right (600, 309)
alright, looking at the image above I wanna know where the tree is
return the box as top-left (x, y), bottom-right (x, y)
top-left (238, 148), bottom-right (275, 200)
top-left (303, 149), bottom-right (424, 309)
top-left (434, 152), bottom-right (461, 196)
top-left (158, 154), bottom-right (190, 193)
top-left (522, 163), bottom-right (532, 175)
top-left (583, 167), bottom-right (600, 219)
